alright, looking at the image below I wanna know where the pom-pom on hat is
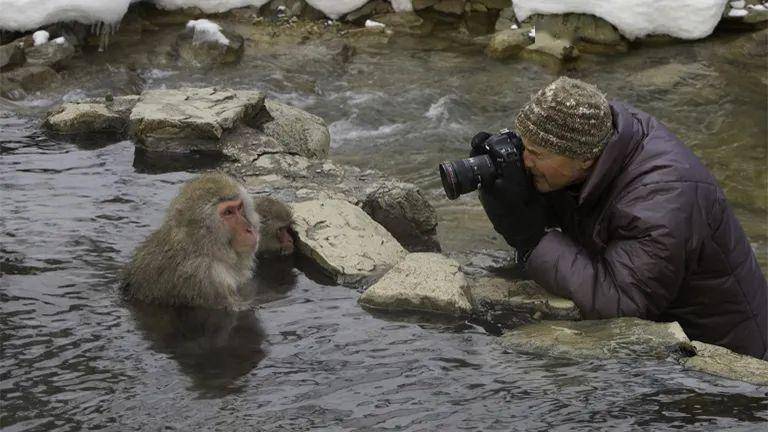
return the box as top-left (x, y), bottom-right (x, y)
top-left (515, 77), bottom-right (614, 161)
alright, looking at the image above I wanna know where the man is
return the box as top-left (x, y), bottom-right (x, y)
top-left (478, 77), bottom-right (767, 359)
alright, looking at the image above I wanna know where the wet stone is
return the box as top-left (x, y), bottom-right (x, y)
top-left (468, 277), bottom-right (580, 323)
top-left (678, 340), bottom-right (768, 386)
top-left (359, 252), bottom-right (472, 315)
top-left (1, 65), bottom-right (60, 91)
top-left (290, 199), bottom-right (407, 287)
top-left (0, 41), bottom-right (25, 70)
top-left (23, 38), bottom-right (75, 68)
top-left (500, 317), bottom-right (690, 360)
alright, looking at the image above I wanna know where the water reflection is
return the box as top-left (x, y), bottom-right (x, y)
top-left (128, 303), bottom-right (267, 397)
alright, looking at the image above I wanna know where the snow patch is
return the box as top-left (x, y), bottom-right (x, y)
top-left (32, 30), bottom-right (50, 46)
top-left (0, 0), bottom-right (131, 31)
top-left (727, 8), bottom-right (749, 17)
top-left (304, 0), bottom-right (369, 19)
top-left (150, 0), bottom-right (269, 14)
top-left (52, 36), bottom-right (66, 44)
top-left (513, 0), bottom-right (730, 40)
top-left (365, 19), bottom-right (386, 29)
top-left (186, 19), bottom-right (229, 45)
top-left (391, 0), bottom-right (414, 12)
top-left (729, 0), bottom-right (745, 8)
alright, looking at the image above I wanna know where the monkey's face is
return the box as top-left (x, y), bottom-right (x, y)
top-left (218, 198), bottom-right (259, 254)
top-left (275, 225), bottom-right (295, 255)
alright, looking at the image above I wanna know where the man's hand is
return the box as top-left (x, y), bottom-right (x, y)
top-left (471, 133), bottom-right (547, 260)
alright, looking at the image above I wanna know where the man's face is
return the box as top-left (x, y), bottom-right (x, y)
top-left (522, 138), bottom-right (595, 193)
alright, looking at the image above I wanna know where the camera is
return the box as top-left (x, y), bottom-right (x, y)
top-left (439, 129), bottom-right (525, 200)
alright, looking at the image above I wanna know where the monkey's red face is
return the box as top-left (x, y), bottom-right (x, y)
top-left (218, 199), bottom-right (259, 253)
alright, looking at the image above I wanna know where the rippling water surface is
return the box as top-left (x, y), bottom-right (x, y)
top-left (1, 23), bottom-right (767, 431)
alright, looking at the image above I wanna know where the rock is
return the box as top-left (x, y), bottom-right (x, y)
top-left (361, 181), bottom-right (439, 252)
top-left (464, 10), bottom-right (496, 35)
top-left (258, 99), bottom-right (330, 159)
top-left (1, 66), bottom-right (60, 91)
top-left (485, 28), bottom-right (532, 59)
top-left (263, 0), bottom-right (306, 19)
top-left (468, 277), bottom-right (580, 323)
top-left (0, 81), bottom-right (26, 100)
top-left (413, 0), bottom-right (439, 10)
top-left (359, 252), bottom-right (471, 315)
top-left (522, 30), bottom-right (579, 64)
top-left (290, 199), bottom-right (408, 286)
top-left (500, 318), bottom-right (689, 359)
top-left (476, 0), bottom-right (511, 9)
top-left (494, 6), bottom-right (518, 32)
top-left (44, 99), bottom-right (133, 135)
top-left (434, 0), bottom-right (466, 15)
top-left (23, 37), bottom-right (76, 69)
top-left (677, 341), bottom-right (768, 386)
top-left (172, 24), bottom-right (245, 67)
top-left (534, 14), bottom-right (627, 54)
top-left (235, 156), bottom-right (441, 252)
top-left (344, 0), bottom-right (393, 24)
top-left (370, 12), bottom-right (434, 35)
top-left (129, 87), bottom-right (264, 153)
top-left (0, 41), bottom-right (25, 70)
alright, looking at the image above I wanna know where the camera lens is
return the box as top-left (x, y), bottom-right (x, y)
top-left (439, 155), bottom-right (496, 200)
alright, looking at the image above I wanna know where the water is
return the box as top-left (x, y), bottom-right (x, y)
top-left (2, 21), bottom-right (767, 431)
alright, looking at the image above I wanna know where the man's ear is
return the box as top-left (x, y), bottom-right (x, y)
top-left (579, 158), bottom-right (596, 171)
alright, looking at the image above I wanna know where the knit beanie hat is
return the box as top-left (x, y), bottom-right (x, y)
top-left (515, 77), bottom-right (614, 161)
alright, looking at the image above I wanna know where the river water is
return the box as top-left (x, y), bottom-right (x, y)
top-left (1, 20), bottom-right (767, 431)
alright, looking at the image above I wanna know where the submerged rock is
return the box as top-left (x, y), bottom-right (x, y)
top-left (678, 341), bottom-right (768, 386)
top-left (290, 199), bottom-right (407, 286)
top-left (359, 252), bottom-right (472, 315)
top-left (468, 277), bottom-right (580, 322)
top-left (129, 87), bottom-right (264, 153)
top-left (500, 318), bottom-right (689, 359)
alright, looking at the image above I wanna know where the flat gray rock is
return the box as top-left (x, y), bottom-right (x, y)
top-left (678, 341), bottom-right (768, 386)
top-left (129, 87), bottom-right (264, 152)
top-left (43, 96), bottom-right (139, 135)
top-left (260, 99), bottom-right (330, 160)
top-left (500, 317), bottom-right (689, 359)
top-left (290, 199), bottom-right (407, 286)
top-left (359, 252), bottom-right (472, 315)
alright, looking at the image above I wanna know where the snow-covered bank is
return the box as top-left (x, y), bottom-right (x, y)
top-left (513, 0), bottom-right (730, 40)
top-left (0, 0), bottom-right (269, 31)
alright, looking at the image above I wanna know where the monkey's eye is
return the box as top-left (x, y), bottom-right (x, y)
top-left (223, 208), bottom-right (235, 216)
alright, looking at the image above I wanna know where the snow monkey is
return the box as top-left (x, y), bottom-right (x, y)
top-left (253, 196), bottom-right (295, 257)
top-left (122, 172), bottom-right (260, 310)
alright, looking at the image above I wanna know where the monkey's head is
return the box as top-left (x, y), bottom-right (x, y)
top-left (169, 172), bottom-right (260, 256)
top-left (253, 196), bottom-right (295, 257)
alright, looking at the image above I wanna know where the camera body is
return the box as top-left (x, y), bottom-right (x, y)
top-left (439, 129), bottom-right (525, 200)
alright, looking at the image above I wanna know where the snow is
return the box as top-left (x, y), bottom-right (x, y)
top-left (365, 19), bottom-right (385, 28)
top-left (186, 19), bottom-right (229, 45)
top-left (32, 30), bottom-right (50, 45)
top-left (391, 0), bottom-right (413, 13)
top-left (0, 0), bottom-right (132, 31)
top-left (52, 36), bottom-right (66, 44)
top-left (304, 0), bottom-right (368, 19)
top-left (150, 0), bottom-right (268, 14)
top-left (513, 0), bottom-right (730, 40)
top-left (727, 8), bottom-right (749, 16)
top-left (729, 1), bottom-right (745, 8)
top-left (0, 0), bottom-right (268, 31)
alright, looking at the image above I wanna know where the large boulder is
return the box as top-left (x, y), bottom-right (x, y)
top-left (469, 277), bottom-right (580, 323)
top-left (43, 96), bottom-right (139, 135)
top-left (359, 252), bottom-right (472, 315)
top-left (129, 87), bottom-right (264, 153)
top-left (290, 199), bottom-right (408, 286)
top-left (258, 100), bottom-right (330, 160)
top-left (678, 341), bottom-right (768, 386)
top-left (500, 318), bottom-right (689, 359)
top-left (23, 37), bottom-right (76, 68)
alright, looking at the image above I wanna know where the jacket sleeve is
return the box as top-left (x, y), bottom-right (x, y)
top-left (526, 182), bottom-right (693, 320)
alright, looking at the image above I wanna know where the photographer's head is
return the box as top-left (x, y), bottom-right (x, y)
top-left (516, 77), bottom-right (614, 192)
